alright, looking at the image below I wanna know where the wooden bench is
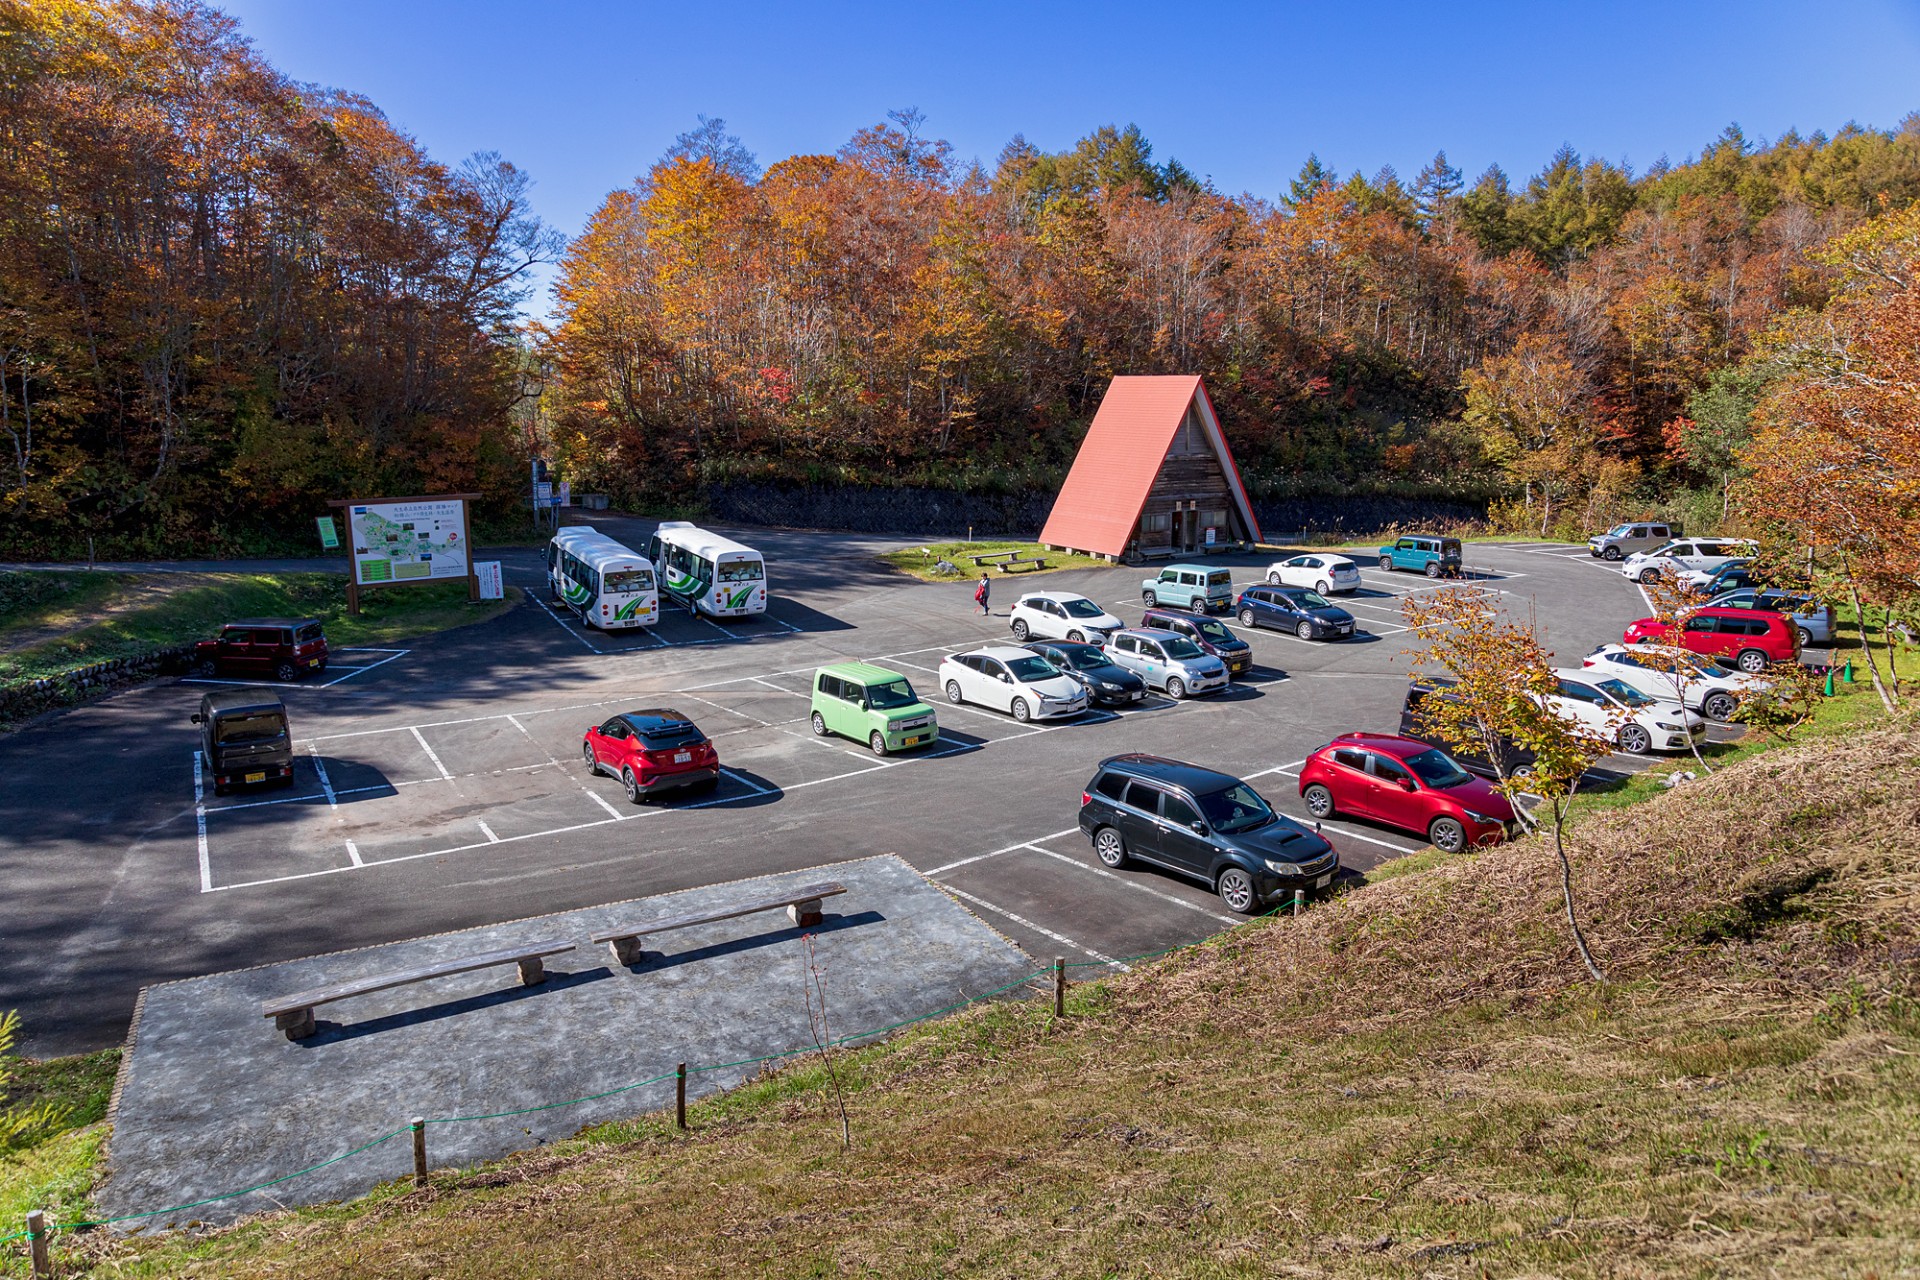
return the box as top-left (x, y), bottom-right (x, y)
top-left (262, 938), bottom-right (576, 1041)
top-left (590, 881), bottom-right (848, 967)
top-left (968, 551), bottom-right (1018, 566)
top-left (1001, 557), bottom-right (1047, 573)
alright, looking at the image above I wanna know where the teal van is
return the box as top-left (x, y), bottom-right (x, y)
top-left (1141, 564), bottom-right (1236, 613)
top-left (809, 662), bottom-right (939, 756)
top-left (1376, 535), bottom-right (1462, 578)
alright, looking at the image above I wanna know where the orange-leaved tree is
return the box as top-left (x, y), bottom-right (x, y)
top-left (1402, 586), bottom-right (1621, 983)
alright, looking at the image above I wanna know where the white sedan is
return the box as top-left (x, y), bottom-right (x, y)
top-left (1581, 643), bottom-right (1766, 723)
top-left (1266, 554), bottom-right (1360, 594)
top-left (1546, 668), bottom-right (1707, 755)
top-left (938, 646), bottom-right (1090, 722)
top-left (1008, 591), bottom-right (1123, 643)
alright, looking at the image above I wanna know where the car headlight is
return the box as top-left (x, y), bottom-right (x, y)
top-left (1263, 859), bottom-right (1302, 876)
top-left (1097, 681), bottom-right (1119, 692)
top-left (1462, 810), bottom-right (1494, 824)
top-left (1655, 721), bottom-right (1682, 731)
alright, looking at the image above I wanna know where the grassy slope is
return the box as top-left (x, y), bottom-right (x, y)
top-left (0, 1050), bottom-right (118, 1234)
top-left (0, 572), bottom-right (518, 686)
top-left (879, 540), bottom-right (1112, 582)
top-left (42, 687), bottom-right (1913, 1279)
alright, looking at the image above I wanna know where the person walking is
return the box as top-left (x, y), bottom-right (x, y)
top-left (974, 573), bottom-right (991, 616)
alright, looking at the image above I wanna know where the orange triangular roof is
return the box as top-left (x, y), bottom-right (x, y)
top-left (1039, 375), bottom-right (1260, 557)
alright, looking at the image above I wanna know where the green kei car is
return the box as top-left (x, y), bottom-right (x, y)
top-left (809, 662), bottom-right (940, 756)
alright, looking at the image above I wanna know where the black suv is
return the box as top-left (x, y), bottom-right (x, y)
top-left (1399, 677), bottom-right (1536, 779)
top-left (1078, 754), bottom-right (1339, 913)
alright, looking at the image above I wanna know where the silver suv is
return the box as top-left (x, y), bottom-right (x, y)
top-left (1102, 628), bottom-right (1228, 700)
top-left (1588, 521), bottom-right (1679, 561)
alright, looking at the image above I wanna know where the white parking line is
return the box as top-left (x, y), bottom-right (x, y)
top-left (530, 594), bottom-right (604, 653)
top-left (925, 829), bottom-right (1081, 876)
top-left (1317, 824), bottom-right (1421, 854)
top-left (1246, 760), bottom-right (1307, 780)
top-left (308, 744), bottom-right (338, 808)
top-left (935, 883), bottom-right (1129, 971)
top-left (180, 648), bottom-right (412, 691)
top-left (1023, 845), bottom-right (1239, 924)
top-left (478, 820), bottom-right (500, 843)
top-left (345, 839), bottom-right (364, 867)
top-left (409, 727), bottom-right (453, 780)
top-left (192, 751), bottom-right (211, 894)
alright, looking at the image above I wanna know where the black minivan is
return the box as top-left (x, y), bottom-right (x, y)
top-left (193, 690), bottom-right (294, 794)
top-left (1077, 754), bottom-right (1339, 913)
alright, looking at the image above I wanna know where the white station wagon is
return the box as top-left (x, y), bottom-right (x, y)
top-left (1008, 591), bottom-right (1123, 644)
top-left (937, 646), bottom-right (1089, 723)
top-left (1266, 554), bottom-right (1361, 595)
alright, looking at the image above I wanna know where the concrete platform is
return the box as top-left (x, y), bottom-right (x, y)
top-left (99, 855), bottom-right (1033, 1228)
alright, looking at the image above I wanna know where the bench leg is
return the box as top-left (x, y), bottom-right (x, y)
top-left (275, 1008), bottom-right (316, 1041)
top-left (607, 937), bottom-right (647, 967)
top-left (788, 898), bottom-right (824, 928)
top-left (517, 956), bottom-right (547, 986)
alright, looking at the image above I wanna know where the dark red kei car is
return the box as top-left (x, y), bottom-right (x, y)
top-left (1298, 732), bottom-right (1516, 853)
top-left (583, 709), bottom-right (720, 804)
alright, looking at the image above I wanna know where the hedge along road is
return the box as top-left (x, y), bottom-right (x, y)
top-left (0, 530), bottom-right (1653, 1057)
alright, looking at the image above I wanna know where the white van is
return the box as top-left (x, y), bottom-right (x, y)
top-left (1620, 538), bottom-right (1757, 584)
top-left (647, 522), bottom-right (767, 618)
top-left (547, 528), bottom-right (659, 629)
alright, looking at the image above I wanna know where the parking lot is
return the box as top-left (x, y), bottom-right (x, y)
top-left (1, 529), bottom-right (1688, 1055)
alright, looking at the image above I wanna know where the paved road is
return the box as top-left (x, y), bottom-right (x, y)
top-left (1, 533), bottom-right (1673, 1057)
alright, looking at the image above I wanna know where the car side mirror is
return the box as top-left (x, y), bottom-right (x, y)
top-left (1398, 778), bottom-right (1417, 792)
top-left (857, 699), bottom-right (869, 711)
top-left (190, 713), bottom-right (203, 724)
top-left (999, 673), bottom-right (1012, 684)
top-left (1189, 820), bottom-right (1209, 835)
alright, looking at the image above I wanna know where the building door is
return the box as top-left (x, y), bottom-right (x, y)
top-left (1175, 509), bottom-right (1197, 552)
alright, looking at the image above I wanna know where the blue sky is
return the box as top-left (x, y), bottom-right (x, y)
top-left (219, 0), bottom-right (1920, 314)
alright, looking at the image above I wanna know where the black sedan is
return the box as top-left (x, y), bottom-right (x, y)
top-left (1022, 640), bottom-right (1149, 706)
top-left (1235, 585), bottom-right (1357, 640)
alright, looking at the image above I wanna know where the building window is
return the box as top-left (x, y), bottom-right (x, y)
top-left (1140, 513), bottom-right (1171, 533)
top-left (1201, 509), bottom-right (1229, 530)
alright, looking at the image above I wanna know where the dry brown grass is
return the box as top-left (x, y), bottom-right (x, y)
top-left (50, 716), bottom-right (1920, 1279)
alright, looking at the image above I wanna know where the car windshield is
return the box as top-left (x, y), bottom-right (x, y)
top-left (603, 569), bottom-right (654, 593)
top-left (1196, 783), bottom-right (1276, 834)
top-left (1006, 656), bottom-right (1058, 682)
top-left (1297, 590), bottom-right (1332, 609)
top-left (865, 680), bottom-right (919, 710)
top-left (1403, 748), bottom-right (1472, 789)
top-left (1060, 597), bottom-right (1105, 618)
top-left (215, 713), bottom-right (285, 744)
top-left (1161, 637), bottom-right (1205, 660)
top-left (1595, 677), bottom-right (1657, 707)
top-left (1192, 618), bottom-right (1233, 641)
top-left (1607, 523), bottom-right (1634, 536)
top-left (1054, 646), bottom-right (1107, 672)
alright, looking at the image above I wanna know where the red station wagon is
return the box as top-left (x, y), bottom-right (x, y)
top-left (1298, 733), bottom-right (1516, 853)
top-left (1621, 607), bottom-right (1800, 673)
top-left (583, 709), bottom-right (720, 803)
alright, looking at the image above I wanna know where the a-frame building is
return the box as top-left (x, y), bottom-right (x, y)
top-left (1040, 375), bottom-right (1260, 561)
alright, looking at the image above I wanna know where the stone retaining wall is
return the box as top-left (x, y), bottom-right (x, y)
top-left (0, 643), bottom-right (197, 725)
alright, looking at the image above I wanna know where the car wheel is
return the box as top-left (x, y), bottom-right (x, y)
top-left (1267, 571), bottom-right (1282, 585)
top-left (1093, 826), bottom-right (1128, 868)
top-left (1617, 723), bottom-right (1653, 755)
top-left (195, 659), bottom-right (218, 678)
top-left (1142, 591), bottom-right (1158, 607)
top-left (1011, 618), bottom-right (1029, 640)
top-left (1011, 698), bottom-right (1031, 723)
top-left (1736, 648), bottom-right (1769, 674)
top-left (1795, 626), bottom-right (1813, 648)
top-left (945, 680), bottom-right (965, 704)
top-left (582, 741), bottom-right (600, 776)
top-left (1424, 562), bottom-right (1441, 579)
top-left (810, 711), bottom-right (829, 736)
top-left (1304, 783), bottom-right (1335, 819)
top-left (1216, 867), bottom-right (1258, 915)
top-left (1379, 555), bottom-right (1393, 570)
top-left (1703, 691), bottom-right (1738, 722)
top-left (1295, 619), bottom-right (1314, 640)
top-left (1315, 579), bottom-right (1330, 595)
top-left (1429, 817), bottom-right (1467, 853)
top-left (869, 731), bottom-right (889, 757)
top-left (1165, 676), bottom-right (1187, 700)
top-left (622, 767), bottom-right (645, 805)
top-left (1238, 607), bottom-right (1256, 627)
top-left (1067, 629), bottom-right (1085, 643)
top-left (1637, 567), bottom-right (1660, 584)
top-left (1509, 763), bottom-right (1536, 782)
top-left (1602, 546), bottom-right (1622, 561)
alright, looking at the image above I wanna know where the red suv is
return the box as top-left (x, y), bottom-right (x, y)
top-left (583, 709), bottom-right (720, 803)
top-left (193, 618), bottom-right (328, 682)
top-left (1621, 607), bottom-right (1799, 673)
top-left (1299, 733), bottom-right (1515, 853)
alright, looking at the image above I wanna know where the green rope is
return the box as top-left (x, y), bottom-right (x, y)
top-left (0, 1229), bottom-right (24, 1243)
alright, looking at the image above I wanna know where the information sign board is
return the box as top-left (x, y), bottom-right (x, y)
top-left (346, 498), bottom-right (470, 587)
top-left (474, 561), bottom-right (504, 600)
top-left (315, 516), bottom-right (339, 550)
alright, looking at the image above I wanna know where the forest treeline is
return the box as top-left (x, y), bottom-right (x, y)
top-left (2, 0), bottom-right (1919, 555)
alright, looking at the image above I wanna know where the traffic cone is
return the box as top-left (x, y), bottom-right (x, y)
top-left (1824, 668), bottom-right (1835, 697)
top-left (1843, 660), bottom-right (1854, 683)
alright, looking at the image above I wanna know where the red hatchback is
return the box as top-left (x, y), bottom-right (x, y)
top-left (1622, 607), bottom-right (1799, 673)
top-left (1299, 733), bottom-right (1515, 853)
top-left (583, 709), bottom-right (720, 803)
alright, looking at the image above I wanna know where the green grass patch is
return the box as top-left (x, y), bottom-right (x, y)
top-left (0, 573), bottom-right (518, 687)
top-left (0, 1047), bottom-right (118, 1255)
top-left (878, 540), bottom-right (1111, 582)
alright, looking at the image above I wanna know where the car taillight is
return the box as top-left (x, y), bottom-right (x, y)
top-left (1081, 792), bottom-right (1092, 807)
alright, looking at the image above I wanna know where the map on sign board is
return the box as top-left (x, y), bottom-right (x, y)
top-left (347, 499), bottom-right (468, 586)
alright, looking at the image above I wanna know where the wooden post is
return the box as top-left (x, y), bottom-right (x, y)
top-left (345, 575), bottom-right (360, 617)
top-left (26, 1209), bottom-right (50, 1279)
top-left (675, 1063), bottom-right (688, 1130)
top-left (1053, 956), bottom-right (1066, 1018)
top-left (460, 496), bottom-right (479, 603)
top-left (411, 1117), bottom-right (427, 1187)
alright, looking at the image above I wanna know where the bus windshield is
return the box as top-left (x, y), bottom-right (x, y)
top-left (603, 569), bottom-right (654, 594)
top-left (865, 680), bottom-right (919, 710)
top-left (717, 559), bottom-right (764, 583)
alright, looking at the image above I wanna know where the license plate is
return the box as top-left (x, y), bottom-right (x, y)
top-left (1315, 874), bottom-right (1332, 888)
top-left (244, 771), bottom-right (266, 784)
top-left (673, 751), bottom-right (691, 763)
top-left (308, 658), bottom-right (321, 666)
top-left (1127, 692), bottom-right (1141, 701)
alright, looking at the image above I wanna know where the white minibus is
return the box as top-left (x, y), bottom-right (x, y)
top-left (647, 521), bottom-right (768, 618)
top-left (546, 528), bottom-right (659, 629)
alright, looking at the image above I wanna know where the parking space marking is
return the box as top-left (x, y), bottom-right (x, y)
top-left (925, 829), bottom-right (1081, 876)
top-left (935, 883), bottom-right (1129, 971)
top-left (345, 839), bottom-right (364, 867)
top-left (530, 593), bottom-right (605, 653)
top-left (409, 727), bottom-right (454, 781)
top-left (193, 751), bottom-right (211, 894)
top-left (478, 821), bottom-right (501, 844)
top-left (1318, 823), bottom-right (1421, 854)
top-left (1023, 845), bottom-right (1239, 924)
top-left (689, 609), bottom-right (742, 641)
top-left (308, 745), bottom-right (338, 808)
top-left (1246, 760), bottom-right (1307, 780)
top-left (181, 648), bottom-right (412, 691)
top-left (679, 692), bottom-right (776, 727)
